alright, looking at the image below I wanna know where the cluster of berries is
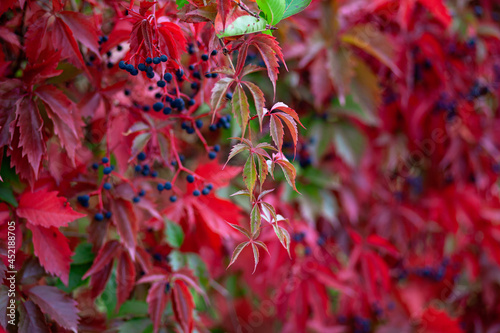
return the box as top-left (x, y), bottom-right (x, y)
top-left (134, 152), bottom-right (158, 177)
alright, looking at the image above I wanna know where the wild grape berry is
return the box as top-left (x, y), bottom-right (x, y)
top-left (195, 119), bottom-right (203, 128)
top-left (146, 66), bottom-right (153, 73)
top-left (153, 57), bottom-right (161, 64)
top-left (102, 157), bottom-right (109, 164)
top-left (193, 71), bottom-right (201, 79)
top-left (155, 93), bottom-right (162, 99)
top-left (204, 73), bottom-right (211, 78)
top-left (134, 165), bottom-right (142, 172)
top-left (117, 44), bottom-right (123, 51)
top-left (171, 160), bottom-right (177, 166)
top-left (137, 152), bottom-right (146, 161)
top-left (119, 61), bottom-right (126, 69)
top-left (176, 69), bottom-right (184, 78)
top-left (107, 62), bottom-right (114, 69)
top-left (157, 184), bottom-right (164, 191)
top-left (124, 89), bottom-right (131, 96)
top-left (202, 188), bottom-right (209, 195)
top-left (143, 105), bottom-right (150, 112)
top-left (133, 196), bottom-right (140, 203)
top-left (193, 189), bottom-right (200, 196)
top-left (160, 55), bottom-right (168, 62)
top-left (151, 171), bottom-right (158, 177)
top-left (146, 72), bottom-right (155, 79)
top-left (106, 51), bottom-right (112, 57)
top-left (92, 163), bottom-right (99, 170)
top-left (126, 64), bottom-right (134, 72)
top-left (213, 144), bottom-right (220, 152)
top-left (146, 57), bottom-right (153, 64)
top-left (163, 107), bottom-right (172, 115)
top-left (179, 155), bottom-right (185, 162)
top-left (164, 182), bottom-right (172, 190)
top-left (188, 64), bottom-right (195, 70)
top-left (139, 189), bottom-right (146, 197)
top-left (164, 73), bottom-right (172, 82)
top-left (169, 195), bottom-right (177, 202)
top-left (208, 151), bottom-right (217, 159)
top-left (95, 213), bottom-right (104, 221)
top-left (103, 182), bottom-right (112, 190)
top-left (138, 63), bottom-right (146, 71)
top-left (191, 82), bottom-right (199, 89)
top-left (103, 167), bottom-right (112, 175)
top-left (188, 99), bottom-right (195, 106)
top-left (211, 73), bottom-right (218, 78)
top-left (188, 44), bottom-right (195, 54)
top-left (211, 49), bottom-right (218, 56)
top-left (206, 183), bottom-right (213, 190)
top-left (77, 195), bottom-right (90, 205)
top-left (226, 92), bottom-right (233, 100)
top-left (187, 174), bottom-right (195, 183)
top-left (148, 86), bottom-right (154, 91)
top-left (105, 211), bottom-right (112, 219)
top-left (201, 54), bottom-right (209, 61)
top-left (157, 80), bottom-right (166, 88)
top-left (186, 127), bottom-right (195, 134)
top-left (142, 169), bottom-right (150, 176)
top-left (153, 102), bottom-right (164, 112)
top-left (209, 124), bottom-right (217, 131)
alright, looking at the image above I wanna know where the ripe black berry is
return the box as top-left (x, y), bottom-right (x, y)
top-left (95, 213), bottom-right (104, 221)
top-left (119, 61), bottom-right (126, 69)
top-left (213, 144), bottom-right (220, 152)
top-left (188, 64), bottom-right (195, 70)
top-left (106, 51), bottom-right (112, 57)
top-left (153, 102), bottom-right (164, 112)
top-left (226, 92), bottom-right (233, 100)
top-left (139, 189), bottom-right (146, 197)
top-left (169, 195), bottom-right (177, 202)
top-left (134, 165), bottom-right (142, 172)
top-left (206, 183), bottom-right (213, 190)
top-left (186, 174), bottom-right (195, 183)
top-left (191, 82), bottom-right (199, 89)
top-left (209, 124), bottom-right (217, 131)
top-left (157, 184), bottom-right (164, 191)
top-left (193, 71), bottom-right (201, 79)
top-left (153, 57), bottom-right (161, 64)
top-left (124, 89), bottom-right (131, 96)
top-left (211, 73), bottom-right (218, 78)
top-left (133, 196), bottom-right (140, 203)
top-left (102, 157), bottom-right (109, 164)
top-left (117, 44), bottom-right (123, 51)
top-left (146, 66), bottom-right (153, 73)
top-left (143, 105), bottom-right (150, 112)
top-left (146, 72), bottom-right (155, 79)
top-left (193, 189), bottom-right (200, 196)
top-left (211, 50), bottom-right (218, 56)
top-left (146, 57), bottom-right (153, 64)
top-left (92, 163), bottom-right (99, 170)
top-left (160, 55), bottom-right (168, 62)
top-left (202, 188), bottom-right (209, 195)
top-left (157, 80), bottom-right (166, 88)
top-left (164, 73), bottom-right (173, 82)
top-left (164, 182), bottom-right (172, 190)
top-left (195, 119), bottom-right (203, 128)
top-left (138, 63), bottom-right (146, 71)
top-left (208, 151), bottom-right (217, 159)
top-left (103, 182), bottom-right (112, 190)
top-left (201, 54), bottom-right (209, 61)
top-left (163, 107), bottom-right (172, 115)
top-left (137, 152), bottom-right (146, 161)
top-left (105, 211), bottom-right (112, 219)
top-left (176, 69), bottom-right (184, 78)
top-left (103, 167), bottom-right (112, 175)
top-left (151, 171), bottom-right (158, 177)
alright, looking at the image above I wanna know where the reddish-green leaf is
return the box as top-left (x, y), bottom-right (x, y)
top-left (250, 204), bottom-right (261, 236)
top-left (110, 199), bottom-right (138, 261)
top-left (232, 84), bottom-right (250, 136)
top-left (228, 223), bottom-right (251, 239)
top-left (243, 155), bottom-right (257, 195)
top-left (224, 143), bottom-right (250, 167)
top-left (211, 77), bottom-right (234, 112)
top-left (116, 251), bottom-right (136, 310)
top-left (251, 243), bottom-right (260, 273)
top-left (241, 64), bottom-right (265, 77)
top-left (82, 240), bottom-right (121, 279)
top-left (243, 81), bottom-right (265, 130)
top-left (147, 282), bottom-right (170, 333)
top-left (276, 159), bottom-right (299, 192)
top-left (228, 241), bottom-right (250, 267)
top-left (269, 115), bottom-right (284, 152)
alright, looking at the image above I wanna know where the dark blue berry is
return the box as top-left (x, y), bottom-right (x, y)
top-left (157, 184), bottom-right (164, 191)
top-left (191, 82), bottom-right (199, 89)
top-left (124, 89), bottom-right (130, 96)
top-left (179, 155), bottom-right (185, 162)
top-left (193, 71), bottom-right (201, 79)
top-left (211, 50), bottom-right (218, 56)
top-left (165, 282), bottom-right (171, 292)
top-left (171, 160), bottom-right (177, 166)
top-left (186, 127), bottom-right (195, 134)
top-left (153, 57), bottom-right (161, 64)
top-left (188, 44), bottom-right (195, 54)
top-left (151, 171), bottom-right (158, 178)
top-left (202, 188), bottom-right (210, 195)
top-left (193, 190), bottom-right (200, 196)
top-left (148, 86), bottom-right (154, 91)
top-left (139, 189), bottom-right (146, 197)
top-left (176, 69), bottom-right (184, 78)
top-left (134, 165), bottom-right (142, 172)
top-left (195, 119), bottom-right (203, 128)
top-left (164, 73), bottom-right (172, 82)
top-left (95, 213), bottom-right (104, 221)
top-left (142, 169), bottom-right (150, 176)
top-left (117, 44), bottom-right (123, 51)
top-left (146, 57), bottom-right (153, 64)
top-left (209, 124), bottom-right (217, 131)
top-left (105, 211), bottom-right (112, 219)
top-left (143, 105), bottom-right (150, 112)
top-left (133, 196), bottom-right (140, 203)
top-left (146, 66), bottom-right (153, 73)
top-left (213, 144), bottom-right (220, 152)
top-left (103, 182), bottom-right (112, 190)
top-left (157, 80), bottom-right (166, 88)
top-left (226, 92), bottom-right (233, 100)
top-left (77, 195), bottom-right (90, 203)
top-left (119, 61), bottom-right (126, 69)
top-left (153, 102), bottom-right (164, 112)
top-left (188, 64), bottom-right (195, 70)
top-left (102, 157), bottom-right (109, 164)
top-left (169, 195), bottom-right (177, 202)
top-left (201, 54), bottom-right (209, 61)
top-left (206, 183), bottom-right (213, 190)
top-left (163, 107), bottom-right (172, 115)
top-left (164, 182), bottom-right (172, 190)
top-left (92, 163), bottom-right (99, 170)
top-left (181, 122), bottom-right (188, 129)
top-left (155, 93), bottom-right (162, 99)
top-left (137, 152), bottom-right (146, 161)
top-left (106, 51), bottom-right (112, 57)
top-left (102, 36), bottom-right (108, 42)
top-left (160, 55), bottom-right (168, 62)
top-left (146, 71), bottom-right (155, 79)
top-left (103, 167), bottom-right (112, 175)
top-left (204, 73), bottom-right (211, 78)
top-left (131, 69), bottom-right (139, 76)
top-left (143, 164), bottom-right (150, 170)
top-left (208, 151), bottom-right (217, 159)
top-left (126, 64), bottom-right (134, 72)
top-left (188, 99), bottom-right (195, 106)
top-left (186, 174), bottom-right (195, 183)
top-left (138, 63), bottom-right (146, 71)
top-left (211, 73), bottom-right (218, 78)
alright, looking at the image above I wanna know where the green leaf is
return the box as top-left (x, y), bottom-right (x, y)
top-left (256, 154), bottom-right (268, 189)
top-left (217, 16), bottom-right (269, 38)
top-left (256, 0), bottom-right (286, 25)
top-left (250, 205), bottom-right (261, 236)
top-left (332, 122), bottom-right (366, 168)
top-left (243, 155), bottom-right (257, 195)
top-left (118, 318), bottom-right (152, 333)
top-left (168, 250), bottom-right (185, 271)
top-left (71, 242), bottom-right (94, 264)
top-left (185, 254), bottom-right (209, 287)
top-left (232, 85), bottom-right (250, 137)
top-left (0, 182), bottom-right (17, 206)
top-left (224, 143), bottom-right (250, 167)
top-left (229, 223), bottom-right (251, 239)
top-left (165, 219), bottom-right (184, 248)
top-left (118, 300), bottom-right (149, 317)
top-left (282, 0), bottom-right (311, 19)
top-left (176, 0), bottom-right (189, 9)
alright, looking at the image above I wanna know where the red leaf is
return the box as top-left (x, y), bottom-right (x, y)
top-left (147, 282), bottom-right (170, 333)
top-left (130, 19), bottom-right (155, 59)
top-left (27, 224), bottom-right (73, 285)
top-left (36, 85), bottom-right (81, 162)
top-left (27, 285), bottom-right (79, 332)
top-left (418, 0), bottom-right (452, 27)
top-left (420, 307), bottom-right (463, 333)
top-left (217, 0), bottom-right (232, 31)
top-left (194, 161), bottom-right (241, 189)
top-left (158, 23), bottom-right (187, 61)
top-left (89, 263), bottom-right (113, 299)
top-left (24, 15), bottom-right (49, 64)
top-left (82, 240), bottom-right (121, 279)
top-left (116, 251), bottom-right (136, 309)
top-left (110, 199), bottom-right (138, 260)
top-left (172, 280), bottom-right (195, 333)
top-left (18, 301), bottom-right (49, 333)
top-left (15, 97), bottom-right (45, 176)
top-left (59, 11), bottom-right (100, 55)
top-left (52, 18), bottom-right (90, 74)
top-left (17, 188), bottom-right (85, 228)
